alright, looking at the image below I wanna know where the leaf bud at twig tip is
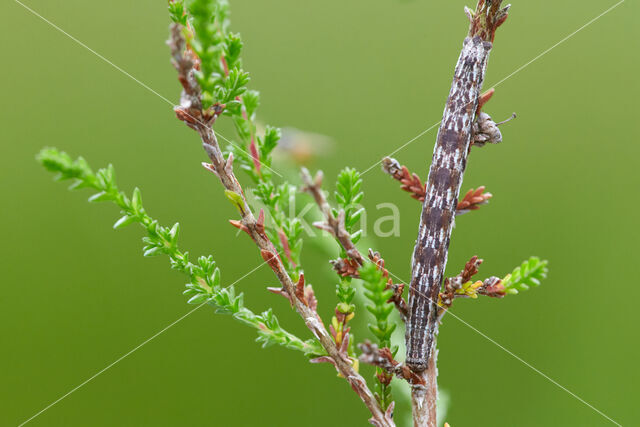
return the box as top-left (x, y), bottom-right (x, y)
top-left (224, 152), bottom-right (234, 173)
top-left (300, 166), bottom-right (311, 180)
top-left (313, 221), bottom-right (333, 233)
top-left (201, 162), bottom-right (218, 175)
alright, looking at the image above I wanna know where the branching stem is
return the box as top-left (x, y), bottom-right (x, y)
top-left (169, 23), bottom-right (391, 426)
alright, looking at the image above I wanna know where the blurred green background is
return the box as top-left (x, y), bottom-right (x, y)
top-left (2, 0), bottom-right (638, 425)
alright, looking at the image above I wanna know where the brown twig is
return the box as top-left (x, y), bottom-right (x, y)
top-left (169, 24), bottom-right (391, 427)
top-left (300, 169), bottom-right (409, 323)
top-left (381, 157), bottom-right (426, 202)
top-left (457, 186), bottom-right (493, 214)
top-left (478, 276), bottom-right (507, 298)
top-left (301, 168), bottom-right (365, 266)
top-left (438, 256), bottom-right (484, 313)
top-left (382, 157), bottom-right (492, 215)
top-left (359, 341), bottom-right (423, 384)
top-left (438, 256), bottom-right (509, 318)
top-left (331, 257), bottom-right (361, 278)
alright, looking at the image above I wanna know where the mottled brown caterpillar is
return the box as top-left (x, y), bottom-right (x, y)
top-left (406, 1), bottom-right (510, 372)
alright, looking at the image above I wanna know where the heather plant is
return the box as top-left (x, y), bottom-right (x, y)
top-left (38, 1), bottom-right (547, 425)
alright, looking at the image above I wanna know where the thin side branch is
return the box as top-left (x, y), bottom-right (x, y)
top-left (457, 186), bottom-right (493, 215)
top-left (382, 157), bottom-right (492, 214)
top-left (301, 169), bottom-right (408, 322)
top-left (169, 24), bottom-right (391, 427)
top-left (359, 341), bottom-right (423, 384)
top-left (438, 255), bottom-right (510, 318)
top-left (301, 168), bottom-right (365, 265)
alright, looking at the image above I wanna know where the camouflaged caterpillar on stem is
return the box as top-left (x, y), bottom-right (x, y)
top-left (406, 1), bottom-right (511, 374)
top-left (405, 1), bottom-right (513, 425)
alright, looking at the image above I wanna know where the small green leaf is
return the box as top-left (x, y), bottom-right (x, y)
top-left (502, 257), bottom-right (548, 293)
top-left (169, 222), bottom-right (180, 245)
top-left (88, 191), bottom-right (111, 202)
top-left (113, 215), bottom-right (136, 229)
top-left (132, 188), bottom-right (143, 212)
top-left (211, 268), bottom-right (221, 287)
top-left (224, 189), bottom-right (245, 211)
top-left (143, 246), bottom-right (163, 257)
top-left (187, 294), bottom-right (209, 305)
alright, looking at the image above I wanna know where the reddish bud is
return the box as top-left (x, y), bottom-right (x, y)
top-left (295, 273), bottom-right (307, 306)
top-left (260, 250), bottom-right (280, 273)
top-left (477, 88), bottom-right (496, 114)
top-left (229, 219), bottom-right (250, 235)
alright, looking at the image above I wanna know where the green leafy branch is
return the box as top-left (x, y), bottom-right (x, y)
top-left (170, 0), bottom-right (305, 282)
top-left (502, 257), bottom-right (548, 294)
top-left (334, 167), bottom-right (365, 249)
top-left (439, 256), bottom-right (548, 311)
top-left (37, 147), bottom-right (322, 356)
top-left (360, 263), bottom-right (397, 410)
top-left (171, 0), bottom-right (280, 183)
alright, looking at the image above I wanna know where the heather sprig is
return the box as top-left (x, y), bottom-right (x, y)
top-left (439, 256), bottom-right (548, 310)
top-left (170, 0), bottom-right (303, 278)
top-left (334, 167), bottom-right (364, 243)
top-left (37, 147), bottom-right (322, 356)
top-left (360, 263), bottom-right (397, 410)
top-left (171, 0), bottom-right (280, 183)
top-left (502, 257), bottom-right (548, 294)
top-left (360, 264), bottom-right (396, 347)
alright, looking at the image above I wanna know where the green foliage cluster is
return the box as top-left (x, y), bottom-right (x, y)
top-left (176, 0), bottom-right (248, 109)
top-left (37, 148), bottom-right (322, 356)
top-left (335, 277), bottom-right (357, 316)
top-left (330, 168), bottom-right (364, 320)
top-left (171, 0), bottom-right (278, 183)
top-left (359, 263), bottom-right (396, 409)
top-left (360, 264), bottom-right (396, 347)
top-left (502, 257), bottom-right (548, 295)
top-left (334, 168), bottom-right (365, 244)
top-left (170, 0), bottom-right (303, 278)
